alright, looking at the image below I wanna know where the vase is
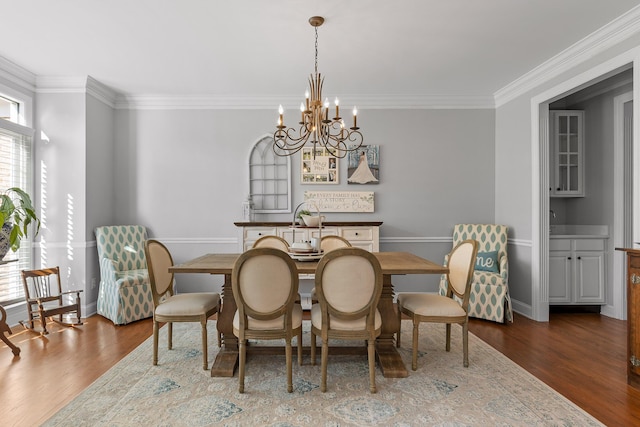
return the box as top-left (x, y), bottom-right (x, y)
top-left (301, 215), bottom-right (326, 227)
top-left (0, 223), bottom-right (12, 260)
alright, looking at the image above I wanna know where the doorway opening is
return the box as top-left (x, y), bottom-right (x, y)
top-left (532, 55), bottom-right (638, 322)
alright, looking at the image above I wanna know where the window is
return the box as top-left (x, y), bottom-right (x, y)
top-left (0, 113), bottom-right (34, 305)
top-left (249, 136), bottom-right (291, 213)
top-left (0, 95), bottom-right (19, 123)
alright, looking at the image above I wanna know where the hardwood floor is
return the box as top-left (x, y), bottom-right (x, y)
top-left (1, 312), bottom-right (640, 426)
top-left (469, 312), bottom-right (640, 426)
top-left (0, 315), bottom-right (153, 427)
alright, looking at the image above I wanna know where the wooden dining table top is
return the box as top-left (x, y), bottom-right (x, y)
top-left (169, 251), bottom-right (448, 275)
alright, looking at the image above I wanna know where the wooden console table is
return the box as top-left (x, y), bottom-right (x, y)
top-left (234, 221), bottom-right (382, 252)
top-left (616, 247), bottom-right (640, 387)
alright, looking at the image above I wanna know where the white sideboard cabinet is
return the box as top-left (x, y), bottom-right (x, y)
top-left (234, 221), bottom-right (381, 252)
top-left (549, 237), bottom-right (606, 304)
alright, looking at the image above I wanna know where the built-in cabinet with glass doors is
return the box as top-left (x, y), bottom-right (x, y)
top-left (550, 110), bottom-right (584, 197)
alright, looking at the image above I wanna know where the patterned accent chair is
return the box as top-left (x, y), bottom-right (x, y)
top-left (439, 224), bottom-right (513, 323)
top-left (95, 225), bottom-right (154, 325)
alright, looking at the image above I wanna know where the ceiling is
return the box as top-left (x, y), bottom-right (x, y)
top-left (2, 1), bottom-right (640, 105)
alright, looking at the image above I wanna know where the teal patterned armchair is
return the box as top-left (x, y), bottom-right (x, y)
top-left (95, 225), bottom-right (154, 325)
top-left (439, 224), bottom-right (513, 323)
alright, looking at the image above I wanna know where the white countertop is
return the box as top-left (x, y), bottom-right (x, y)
top-left (549, 224), bottom-right (609, 238)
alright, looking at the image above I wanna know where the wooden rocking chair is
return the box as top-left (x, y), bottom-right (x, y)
top-left (20, 267), bottom-right (83, 335)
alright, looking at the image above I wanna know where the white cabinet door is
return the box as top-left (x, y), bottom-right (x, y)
top-left (549, 251), bottom-right (572, 303)
top-left (549, 237), bottom-right (606, 305)
top-left (574, 251), bottom-right (605, 303)
top-left (550, 110), bottom-right (584, 198)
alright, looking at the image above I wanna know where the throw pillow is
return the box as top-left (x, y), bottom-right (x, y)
top-left (476, 251), bottom-right (499, 273)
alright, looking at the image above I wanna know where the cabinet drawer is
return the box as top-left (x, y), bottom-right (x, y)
top-left (575, 239), bottom-right (605, 251)
top-left (549, 239), bottom-right (571, 251)
top-left (341, 227), bottom-right (373, 242)
top-left (309, 227), bottom-right (338, 239)
top-left (245, 227), bottom-right (278, 240)
top-left (351, 242), bottom-right (374, 252)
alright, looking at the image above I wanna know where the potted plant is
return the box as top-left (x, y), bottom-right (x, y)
top-left (0, 187), bottom-right (41, 259)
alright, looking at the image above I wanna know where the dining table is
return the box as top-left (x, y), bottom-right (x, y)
top-left (169, 251), bottom-right (448, 378)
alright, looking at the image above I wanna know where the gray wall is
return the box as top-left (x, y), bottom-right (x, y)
top-left (34, 92), bottom-right (89, 299)
top-left (113, 107), bottom-right (496, 296)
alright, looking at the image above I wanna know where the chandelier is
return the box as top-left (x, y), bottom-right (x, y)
top-left (273, 16), bottom-right (364, 158)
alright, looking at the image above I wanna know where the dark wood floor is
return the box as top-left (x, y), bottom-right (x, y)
top-left (1, 311), bottom-right (640, 426)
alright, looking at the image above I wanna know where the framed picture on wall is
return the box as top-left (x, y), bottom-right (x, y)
top-left (348, 145), bottom-right (379, 184)
top-left (301, 147), bottom-right (339, 184)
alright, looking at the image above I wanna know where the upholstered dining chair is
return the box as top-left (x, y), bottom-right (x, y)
top-left (310, 247), bottom-right (383, 393)
top-left (397, 239), bottom-right (479, 370)
top-left (320, 235), bottom-right (352, 252)
top-left (309, 235), bottom-right (353, 305)
top-left (439, 224), bottom-right (512, 323)
top-left (252, 235), bottom-right (290, 251)
top-left (145, 239), bottom-right (221, 370)
top-left (232, 247), bottom-right (303, 393)
top-left (252, 234), bottom-right (304, 305)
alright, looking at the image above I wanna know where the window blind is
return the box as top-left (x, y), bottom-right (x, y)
top-left (0, 122), bottom-right (34, 305)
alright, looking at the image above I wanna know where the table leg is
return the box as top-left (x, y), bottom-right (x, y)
top-left (211, 273), bottom-right (239, 377)
top-left (375, 274), bottom-right (408, 378)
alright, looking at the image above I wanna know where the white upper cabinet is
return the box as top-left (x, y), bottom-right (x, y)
top-left (550, 110), bottom-right (584, 197)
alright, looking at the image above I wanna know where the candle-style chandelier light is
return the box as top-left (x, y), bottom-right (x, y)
top-left (273, 16), bottom-right (363, 158)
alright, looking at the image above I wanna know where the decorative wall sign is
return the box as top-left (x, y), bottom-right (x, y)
top-left (301, 147), bottom-right (339, 184)
top-left (347, 144), bottom-right (379, 184)
top-left (304, 191), bottom-right (374, 212)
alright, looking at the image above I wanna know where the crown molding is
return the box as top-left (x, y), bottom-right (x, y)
top-left (494, 5), bottom-right (640, 107)
top-left (35, 75), bottom-right (117, 108)
top-left (36, 75), bottom-right (88, 93)
top-left (114, 93), bottom-right (495, 110)
top-left (0, 56), bottom-right (36, 92)
top-left (86, 77), bottom-right (117, 108)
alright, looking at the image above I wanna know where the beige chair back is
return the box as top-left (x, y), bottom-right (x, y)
top-left (232, 247), bottom-right (299, 325)
top-left (252, 235), bottom-right (290, 252)
top-left (320, 235), bottom-right (352, 253)
top-left (315, 247), bottom-right (382, 322)
top-left (145, 239), bottom-right (175, 306)
top-left (445, 239), bottom-right (479, 306)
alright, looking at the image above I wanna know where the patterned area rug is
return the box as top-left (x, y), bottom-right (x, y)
top-left (45, 320), bottom-right (602, 426)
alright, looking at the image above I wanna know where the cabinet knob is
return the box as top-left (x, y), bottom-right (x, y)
top-left (577, 256), bottom-right (581, 260)
top-left (632, 274), bottom-right (640, 285)
top-left (258, 232), bottom-right (262, 236)
top-left (355, 232), bottom-right (359, 236)
top-left (568, 256), bottom-right (572, 260)
top-left (557, 188), bottom-right (561, 191)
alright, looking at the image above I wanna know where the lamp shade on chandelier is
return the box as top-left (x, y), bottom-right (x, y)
top-left (273, 16), bottom-right (364, 158)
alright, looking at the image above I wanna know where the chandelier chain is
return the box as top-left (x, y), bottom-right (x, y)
top-left (315, 27), bottom-right (319, 75)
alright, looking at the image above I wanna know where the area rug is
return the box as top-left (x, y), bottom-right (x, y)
top-left (44, 320), bottom-right (602, 426)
